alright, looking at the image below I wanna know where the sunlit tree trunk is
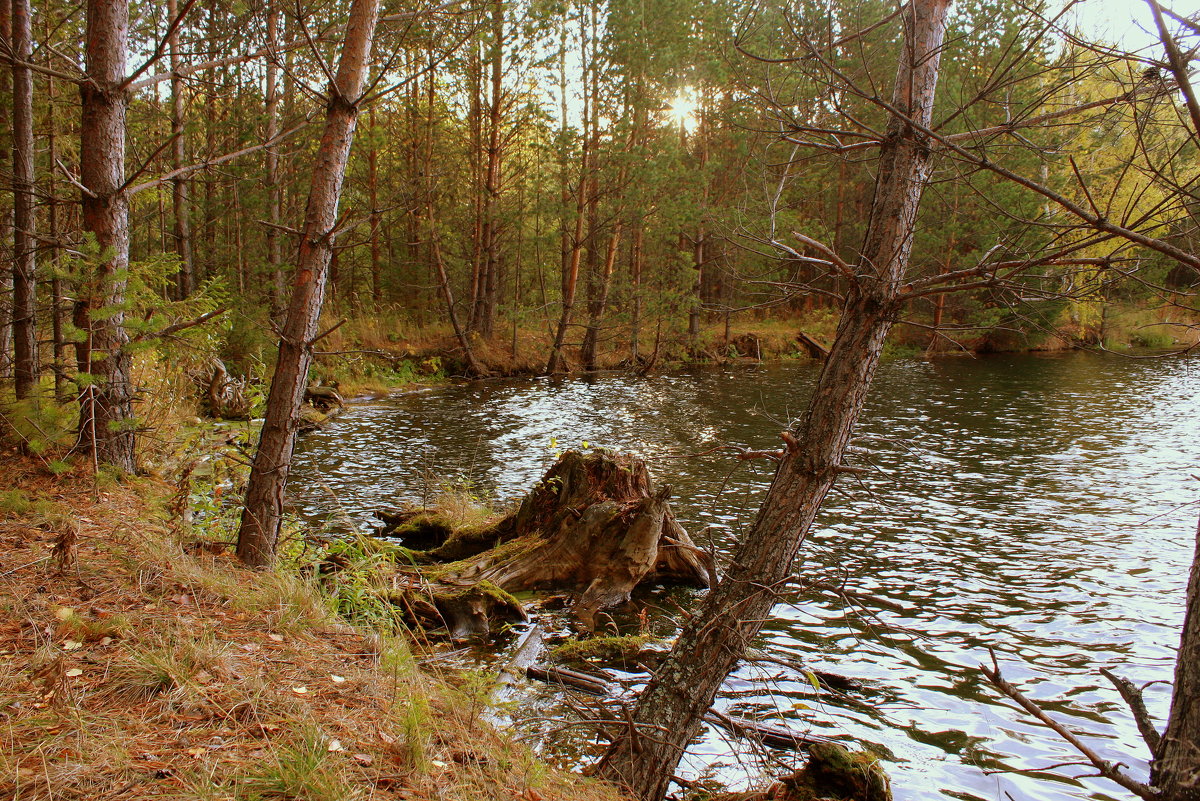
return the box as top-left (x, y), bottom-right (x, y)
top-left (595, 1), bottom-right (952, 796)
top-left (237, 0), bottom-right (381, 567)
top-left (11, 0), bottom-right (37, 400)
top-left (79, 0), bottom-right (136, 472)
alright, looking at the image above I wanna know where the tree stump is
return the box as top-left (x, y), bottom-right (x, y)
top-left (385, 450), bottom-right (716, 635)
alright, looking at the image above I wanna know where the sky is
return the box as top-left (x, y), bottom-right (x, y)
top-left (1072, 0), bottom-right (1167, 52)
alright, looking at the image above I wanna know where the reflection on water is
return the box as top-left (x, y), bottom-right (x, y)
top-left (292, 353), bottom-right (1198, 801)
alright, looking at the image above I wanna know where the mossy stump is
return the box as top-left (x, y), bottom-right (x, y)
top-left (382, 450), bottom-right (716, 636)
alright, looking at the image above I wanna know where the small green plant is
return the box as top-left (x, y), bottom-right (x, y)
top-left (394, 693), bottom-right (432, 772)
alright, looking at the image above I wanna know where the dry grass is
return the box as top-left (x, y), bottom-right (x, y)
top-left (0, 453), bottom-right (623, 801)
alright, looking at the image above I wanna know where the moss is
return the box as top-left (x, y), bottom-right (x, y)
top-left (433, 579), bottom-right (521, 609)
top-left (550, 634), bottom-right (652, 666)
top-left (782, 742), bottom-right (893, 801)
top-left (385, 512), bottom-right (455, 549)
top-left (422, 527), bottom-right (538, 568)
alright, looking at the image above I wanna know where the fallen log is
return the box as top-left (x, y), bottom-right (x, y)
top-left (487, 624), bottom-right (545, 719)
top-left (383, 450), bottom-right (717, 635)
top-left (526, 665), bottom-right (612, 696)
top-left (795, 330), bottom-right (829, 360)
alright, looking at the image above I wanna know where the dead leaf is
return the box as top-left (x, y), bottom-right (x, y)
top-left (291, 686), bottom-right (308, 695)
top-left (330, 674), bottom-right (346, 684)
top-left (352, 753), bottom-right (373, 766)
top-left (63, 640), bottom-right (83, 651)
top-left (65, 668), bottom-right (83, 677)
top-left (327, 739), bottom-right (344, 752)
top-left (268, 633), bottom-right (284, 643)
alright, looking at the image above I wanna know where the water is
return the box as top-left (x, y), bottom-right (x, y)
top-left (291, 353), bottom-right (1199, 801)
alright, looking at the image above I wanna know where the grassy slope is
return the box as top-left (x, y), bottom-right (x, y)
top-left (0, 455), bottom-right (621, 801)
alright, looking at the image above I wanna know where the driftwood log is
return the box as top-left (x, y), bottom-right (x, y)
top-left (379, 450), bottom-right (716, 637)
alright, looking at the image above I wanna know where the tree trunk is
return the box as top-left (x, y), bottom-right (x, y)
top-left (547, 14), bottom-right (589, 375)
top-left (79, 0), bottom-right (136, 473)
top-left (581, 221), bottom-right (623, 370)
top-left (0, 1), bottom-right (10, 382)
top-left (46, 60), bottom-right (68, 402)
top-left (167, 0), bottom-right (194, 299)
top-left (1154, 513), bottom-right (1200, 800)
top-left (265, 6), bottom-right (285, 316)
top-left (11, 0), bottom-right (36, 400)
top-left (420, 65), bottom-right (486, 378)
top-left (477, 0), bottom-right (505, 339)
top-left (237, 0), bottom-right (381, 567)
top-left (594, 1), bottom-right (951, 797)
top-left (368, 106), bottom-right (382, 307)
top-left (630, 218), bottom-right (643, 361)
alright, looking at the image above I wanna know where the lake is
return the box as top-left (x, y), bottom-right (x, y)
top-left (291, 352), bottom-right (1199, 801)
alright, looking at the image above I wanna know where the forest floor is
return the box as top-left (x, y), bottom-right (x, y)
top-left (0, 451), bottom-right (623, 801)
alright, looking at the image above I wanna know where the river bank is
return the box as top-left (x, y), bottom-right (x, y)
top-left (307, 301), bottom-right (1198, 390)
top-left (0, 452), bottom-right (621, 801)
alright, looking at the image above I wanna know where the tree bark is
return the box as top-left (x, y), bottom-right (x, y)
top-left (0, 1), bottom-right (10, 382)
top-left (79, 0), bottom-right (136, 472)
top-left (237, 0), bottom-right (381, 567)
top-left (1154, 514), bottom-right (1200, 800)
top-left (594, 1), bottom-right (951, 797)
top-left (10, 0), bottom-right (36, 400)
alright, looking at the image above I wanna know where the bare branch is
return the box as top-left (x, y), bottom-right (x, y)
top-left (139, 308), bottom-right (229, 341)
top-left (980, 658), bottom-right (1157, 800)
top-left (128, 120), bottom-right (311, 195)
top-left (1099, 667), bottom-right (1163, 754)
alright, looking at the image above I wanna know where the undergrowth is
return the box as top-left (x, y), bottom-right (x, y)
top-left (0, 445), bottom-right (621, 801)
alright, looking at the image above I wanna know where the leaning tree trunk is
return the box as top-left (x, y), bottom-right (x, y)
top-left (79, 0), bottom-right (136, 472)
top-left (11, 0), bottom-right (37, 401)
top-left (594, 1), bottom-right (951, 798)
top-left (1154, 512), bottom-right (1200, 800)
top-left (237, 0), bottom-right (381, 567)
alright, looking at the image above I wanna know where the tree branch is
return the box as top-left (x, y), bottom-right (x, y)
top-left (1099, 667), bottom-right (1163, 754)
top-left (980, 657), bottom-right (1158, 800)
top-left (128, 120), bottom-right (311, 195)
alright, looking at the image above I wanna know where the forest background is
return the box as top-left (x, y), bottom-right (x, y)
top-left (2, 0), bottom-right (1197, 416)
